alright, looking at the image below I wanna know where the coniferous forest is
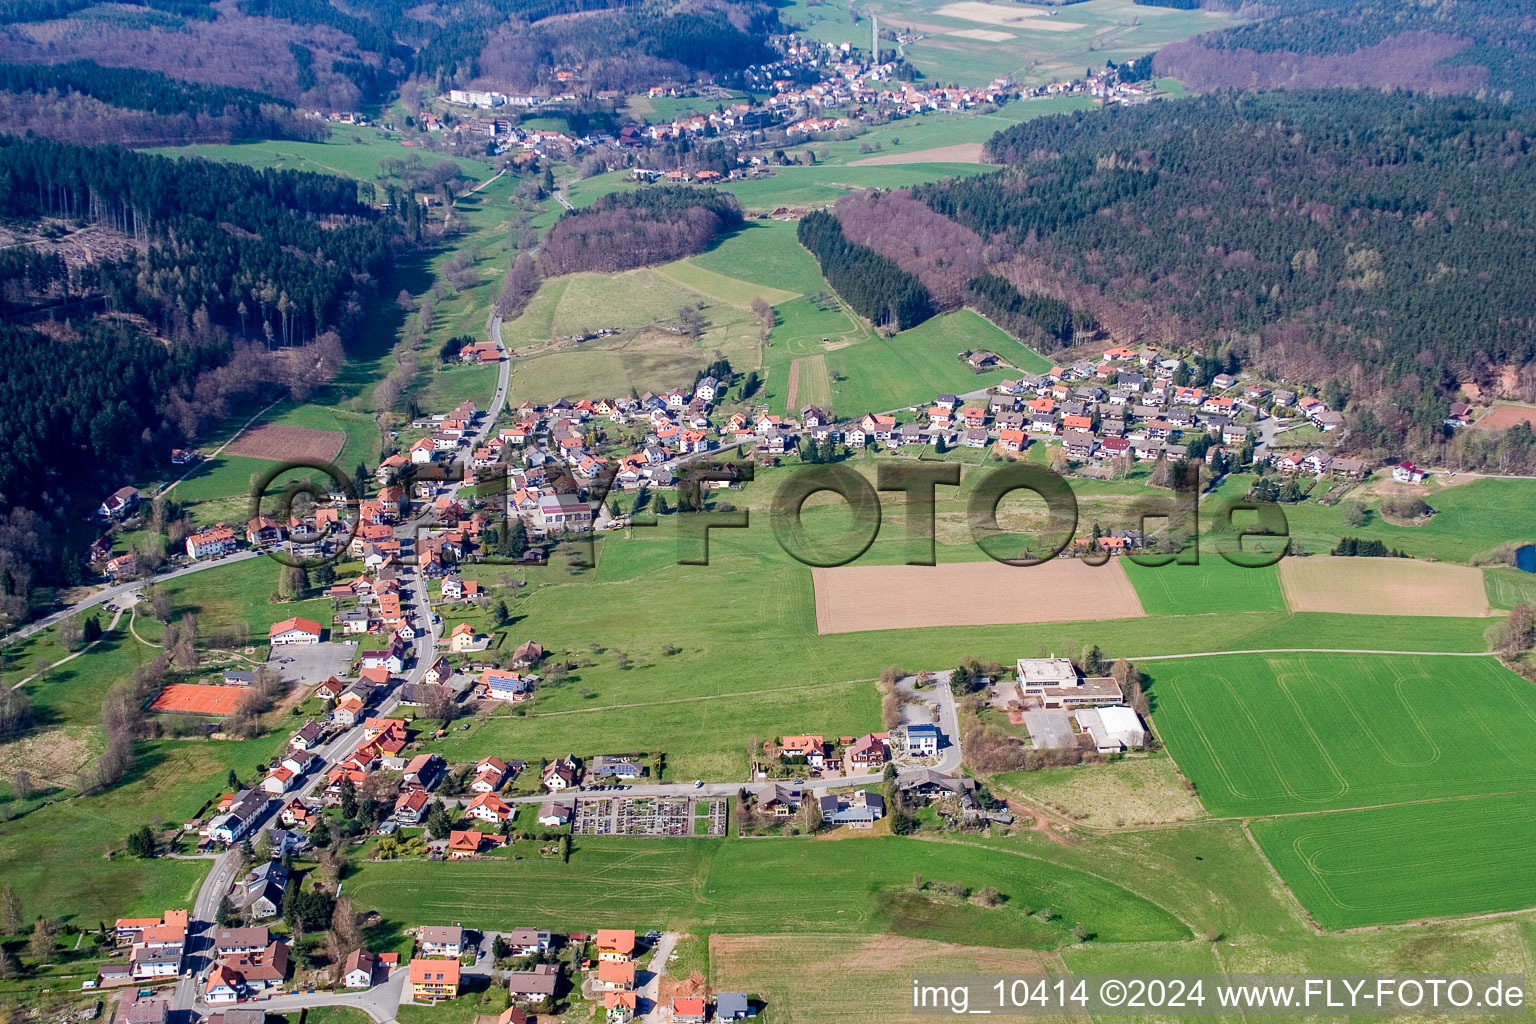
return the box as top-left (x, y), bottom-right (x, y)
top-left (1155, 0), bottom-right (1536, 107)
top-left (797, 210), bottom-right (934, 331)
top-left (0, 137), bottom-right (412, 615)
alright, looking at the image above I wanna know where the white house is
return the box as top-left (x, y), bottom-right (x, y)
top-left (268, 617), bottom-right (322, 646)
top-left (905, 724), bottom-right (940, 757)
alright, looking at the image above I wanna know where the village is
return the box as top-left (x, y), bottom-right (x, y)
top-left (94, 327), bottom-right (1437, 591)
top-left (382, 30), bottom-right (1165, 175)
top-left (84, 639), bottom-right (1150, 1023)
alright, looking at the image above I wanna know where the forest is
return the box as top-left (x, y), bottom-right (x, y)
top-left (0, 60), bottom-right (324, 144)
top-left (0, 0), bottom-right (779, 115)
top-left (473, 0), bottom-right (779, 92)
top-left (798, 210), bottom-right (933, 331)
top-left (0, 137), bottom-right (411, 620)
top-left (537, 185), bottom-right (744, 276)
top-left (912, 91), bottom-right (1536, 386)
top-left (1155, 0), bottom-right (1536, 107)
top-left (0, 136), bottom-right (408, 343)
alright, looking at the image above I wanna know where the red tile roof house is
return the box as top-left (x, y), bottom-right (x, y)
top-left (594, 928), bottom-right (636, 960)
top-left (594, 959), bottom-right (636, 993)
top-left (672, 996), bottom-right (707, 1023)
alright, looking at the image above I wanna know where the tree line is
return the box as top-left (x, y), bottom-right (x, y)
top-left (797, 210), bottom-right (934, 331)
top-left (0, 136), bottom-right (403, 343)
top-left (965, 272), bottom-right (1086, 347)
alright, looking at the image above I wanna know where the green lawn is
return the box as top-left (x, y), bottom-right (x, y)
top-left (499, 267), bottom-right (762, 404)
top-left (717, 164), bottom-right (996, 212)
top-left (1147, 653), bottom-right (1536, 817)
top-left (1253, 792), bottom-right (1536, 928)
top-left (168, 401), bottom-right (382, 521)
top-left (813, 97), bottom-right (1096, 166)
top-left (162, 556), bottom-right (335, 643)
top-left (1485, 566), bottom-right (1536, 609)
top-left (342, 835), bottom-right (1188, 947)
top-left (691, 220), bottom-right (831, 297)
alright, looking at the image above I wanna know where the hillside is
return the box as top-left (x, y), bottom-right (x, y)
top-left (0, 0), bottom-right (778, 137)
top-left (885, 91), bottom-right (1536, 436)
top-left (1154, 0), bottom-right (1536, 107)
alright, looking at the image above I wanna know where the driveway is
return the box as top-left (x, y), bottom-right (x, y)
top-left (1022, 710), bottom-right (1074, 749)
top-left (638, 931), bottom-right (679, 1022)
top-left (893, 674), bottom-right (963, 774)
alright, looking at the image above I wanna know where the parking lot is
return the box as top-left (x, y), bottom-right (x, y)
top-left (268, 641), bottom-right (356, 685)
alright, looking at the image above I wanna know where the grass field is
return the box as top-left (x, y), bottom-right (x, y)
top-left (657, 260), bottom-right (799, 307)
top-left (1147, 653), bottom-right (1536, 818)
top-left (1121, 557), bottom-right (1287, 616)
top-left (1253, 792), bottom-right (1536, 928)
top-left (428, 492), bottom-right (1499, 780)
top-left (500, 268), bottom-right (761, 404)
top-left (787, 354), bottom-right (832, 413)
top-left (1209, 473), bottom-right (1536, 565)
top-left (161, 555), bottom-right (335, 644)
top-left (0, 735), bottom-right (271, 923)
top-left (170, 402), bottom-right (380, 519)
top-left (147, 123), bottom-right (494, 186)
top-left (342, 835), bottom-right (1188, 946)
top-left (691, 221), bottom-right (831, 297)
top-left (709, 933), bottom-right (1072, 1024)
top-left (717, 164), bottom-right (997, 211)
top-left (825, 310), bottom-right (1051, 415)
top-left (811, 98), bottom-right (1095, 166)
top-left (993, 754), bottom-right (1206, 828)
top-left (1485, 566), bottom-right (1536, 609)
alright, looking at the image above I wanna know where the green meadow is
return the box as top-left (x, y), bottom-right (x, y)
top-left (344, 835), bottom-right (1189, 946)
top-left (146, 123), bottom-right (494, 186)
top-left (1253, 792), bottom-right (1536, 928)
top-left (1146, 652), bottom-right (1536, 818)
top-left (822, 310), bottom-right (1051, 415)
top-left (1209, 473), bottom-right (1536, 565)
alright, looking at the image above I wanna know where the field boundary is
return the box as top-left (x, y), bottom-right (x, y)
top-left (1127, 648), bottom-right (1496, 660)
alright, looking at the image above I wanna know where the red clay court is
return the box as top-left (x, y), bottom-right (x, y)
top-left (148, 683), bottom-right (248, 715)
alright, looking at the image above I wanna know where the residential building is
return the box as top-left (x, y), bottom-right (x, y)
top-left (186, 526), bottom-right (238, 560)
top-left (905, 723), bottom-right (940, 757)
top-left (343, 949), bottom-right (378, 988)
top-left (410, 958), bottom-right (461, 1001)
top-left (417, 926), bottom-right (464, 958)
top-left (507, 963), bottom-right (560, 1001)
